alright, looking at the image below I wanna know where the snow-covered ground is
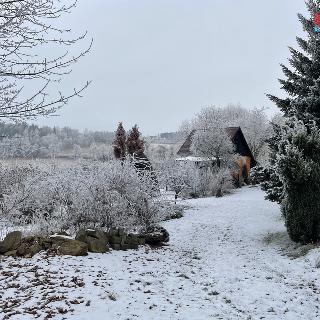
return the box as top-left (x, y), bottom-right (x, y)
top-left (1, 187), bottom-right (320, 320)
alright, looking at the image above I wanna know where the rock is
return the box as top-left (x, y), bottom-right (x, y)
top-left (118, 228), bottom-right (125, 236)
top-left (21, 235), bottom-right (44, 245)
top-left (108, 231), bottom-right (139, 250)
top-left (126, 234), bottom-right (139, 249)
top-left (55, 231), bottom-right (70, 237)
top-left (144, 226), bottom-right (169, 245)
top-left (57, 239), bottom-right (88, 256)
top-left (22, 235), bottom-right (36, 243)
top-left (42, 238), bottom-right (53, 250)
top-left (17, 243), bottom-right (28, 256)
top-left (0, 231), bottom-right (22, 254)
top-left (144, 232), bottom-right (164, 245)
top-left (75, 229), bottom-right (87, 243)
top-left (315, 256), bottom-right (320, 268)
top-left (109, 236), bottom-right (123, 245)
top-left (107, 228), bottom-right (127, 238)
top-left (75, 229), bottom-right (108, 253)
top-left (50, 235), bottom-right (74, 244)
top-left (111, 244), bottom-right (121, 250)
top-left (128, 243), bottom-right (138, 249)
top-left (121, 244), bottom-right (130, 250)
top-left (75, 228), bottom-right (108, 242)
top-left (16, 237), bottom-right (44, 257)
top-left (27, 242), bottom-right (42, 257)
top-left (86, 229), bottom-right (108, 242)
top-left (127, 234), bottom-right (138, 244)
top-left (49, 234), bottom-right (88, 256)
top-left (107, 228), bottom-right (118, 237)
top-left (87, 236), bottom-right (109, 253)
top-left (4, 250), bottom-right (17, 257)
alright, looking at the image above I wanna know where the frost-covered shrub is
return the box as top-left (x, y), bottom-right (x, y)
top-left (157, 160), bottom-right (234, 199)
top-left (1, 161), bottom-right (166, 234)
top-left (195, 168), bottom-right (233, 198)
top-left (157, 160), bottom-right (199, 198)
top-left (250, 164), bottom-right (268, 185)
top-left (0, 163), bottom-right (38, 196)
top-left (206, 169), bottom-right (234, 197)
top-left (275, 119), bottom-right (320, 243)
top-left (2, 165), bottom-right (76, 231)
top-left (71, 161), bottom-right (161, 230)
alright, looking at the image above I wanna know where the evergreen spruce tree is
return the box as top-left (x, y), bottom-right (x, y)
top-left (113, 122), bottom-right (127, 159)
top-left (126, 125), bottom-right (144, 156)
top-left (261, 122), bottom-right (284, 203)
top-left (265, 1), bottom-right (320, 242)
top-left (276, 119), bottom-right (320, 243)
top-left (250, 164), bottom-right (268, 186)
top-left (265, 1), bottom-right (320, 203)
top-left (268, 1), bottom-right (320, 124)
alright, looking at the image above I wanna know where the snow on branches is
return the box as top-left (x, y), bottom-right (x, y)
top-left (0, 160), bottom-right (166, 234)
top-left (273, 118), bottom-right (320, 243)
top-left (0, 0), bottom-right (91, 120)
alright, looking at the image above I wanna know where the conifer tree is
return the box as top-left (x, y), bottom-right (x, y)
top-left (267, 1), bottom-right (320, 125)
top-left (113, 122), bottom-right (127, 159)
top-left (265, 1), bottom-right (320, 242)
top-left (276, 119), bottom-right (320, 243)
top-left (261, 122), bottom-right (284, 203)
top-left (126, 125), bottom-right (144, 156)
top-left (265, 1), bottom-right (320, 203)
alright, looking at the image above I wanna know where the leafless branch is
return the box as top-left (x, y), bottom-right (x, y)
top-left (0, 0), bottom-right (91, 120)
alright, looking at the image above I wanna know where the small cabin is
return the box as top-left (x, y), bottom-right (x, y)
top-left (176, 127), bottom-right (256, 185)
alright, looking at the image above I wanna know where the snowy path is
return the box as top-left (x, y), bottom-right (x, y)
top-left (1, 187), bottom-right (320, 320)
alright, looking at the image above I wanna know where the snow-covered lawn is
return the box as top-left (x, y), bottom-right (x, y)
top-left (1, 187), bottom-right (320, 320)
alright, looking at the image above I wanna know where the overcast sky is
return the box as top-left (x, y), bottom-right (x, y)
top-left (33, 0), bottom-right (308, 135)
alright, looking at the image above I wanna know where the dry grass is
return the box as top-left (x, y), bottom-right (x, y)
top-left (263, 231), bottom-right (317, 259)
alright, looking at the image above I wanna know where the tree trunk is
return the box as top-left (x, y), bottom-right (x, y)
top-left (217, 157), bottom-right (221, 168)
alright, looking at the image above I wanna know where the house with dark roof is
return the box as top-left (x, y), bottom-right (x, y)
top-left (176, 127), bottom-right (256, 184)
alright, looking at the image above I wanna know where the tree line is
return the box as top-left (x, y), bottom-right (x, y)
top-left (0, 122), bottom-right (114, 159)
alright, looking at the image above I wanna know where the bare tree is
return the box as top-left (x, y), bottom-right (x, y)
top-left (0, 0), bottom-right (92, 120)
top-left (178, 119), bottom-right (194, 140)
top-left (185, 104), bottom-right (272, 164)
top-left (190, 106), bottom-right (235, 167)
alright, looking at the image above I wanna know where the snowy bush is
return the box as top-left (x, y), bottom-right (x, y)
top-left (1, 160), bottom-right (166, 234)
top-left (193, 168), bottom-right (233, 198)
top-left (157, 160), bottom-right (187, 196)
top-left (275, 119), bottom-right (320, 243)
top-left (206, 168), bottom-right (234, 197)
top-left (157, 160), bottom-right (201, 199)
top-left (250, 165), bottom-right (268, 185)
top-left (157, 160), bottom-right (234, 199)
top-left (0, 163), bottom-right (39, 196)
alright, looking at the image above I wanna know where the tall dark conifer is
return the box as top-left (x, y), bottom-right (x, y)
top-left (113, 122), bottom-right (127, 159)
top-left (126, 125), bottom-right (144, 156)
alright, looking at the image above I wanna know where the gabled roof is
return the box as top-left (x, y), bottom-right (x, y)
top-left (176, 130), bottom-right (196, 157)
top-left (225, 127), bottom-right (240, 140)
top-left (177, 127), bottom-right (256, 167)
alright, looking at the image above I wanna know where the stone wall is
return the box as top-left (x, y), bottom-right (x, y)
top-left (0, 226), bottom-right (169, 258)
